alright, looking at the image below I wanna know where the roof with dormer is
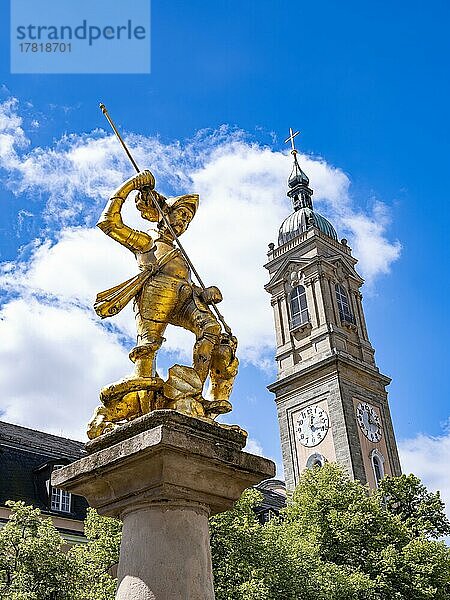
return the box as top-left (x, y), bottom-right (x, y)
top-left (0, 421), bottom-right (88, 524)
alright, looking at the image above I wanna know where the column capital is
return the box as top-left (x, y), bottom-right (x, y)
top-left (271, 293), bottom-right (285, 306)
top-left (53, 410), bottom-right (275, 517)
top-left (303, 277), bottom-right (317, 287)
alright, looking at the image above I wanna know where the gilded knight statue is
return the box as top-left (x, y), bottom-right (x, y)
top-left (87, 169), bottom-right (238, 439)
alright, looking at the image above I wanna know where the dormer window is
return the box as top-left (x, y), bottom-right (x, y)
top-left (335, 283), bottom-right (356, 325)
top-left (289, 285), bottom-right (309, 329)
top-left (50, 465), bottom-right (71, 513)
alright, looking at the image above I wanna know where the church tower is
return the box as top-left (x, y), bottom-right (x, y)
top-left (265, 130), bottom-right (401, 490)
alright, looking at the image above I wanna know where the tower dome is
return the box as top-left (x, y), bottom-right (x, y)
top-left (278, 207), bottom-right (337, 245)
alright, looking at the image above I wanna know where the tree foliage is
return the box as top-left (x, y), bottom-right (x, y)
top-left (210, 464), bottom-right (450, 600)
top-left (1, 466), bottom-right (449, 599)
top-left (68, 508), bottom-right (122, 600)
top-left (0, 502), bottom-right (121, 600)
top-left (377, 474), bottom-right (450, 539)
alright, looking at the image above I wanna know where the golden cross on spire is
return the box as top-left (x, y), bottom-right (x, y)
top-left (284, 127), bottom-right (300, 154)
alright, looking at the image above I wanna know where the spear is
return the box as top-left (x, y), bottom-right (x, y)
top-left (99, 103), bottom-right (232, 336)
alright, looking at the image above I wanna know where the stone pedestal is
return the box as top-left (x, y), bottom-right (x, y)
top-left (52, 410), bottom-right (275, 600)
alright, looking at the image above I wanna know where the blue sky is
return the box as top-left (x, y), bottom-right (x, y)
top-left (0, 1), bottom-right (449, 502)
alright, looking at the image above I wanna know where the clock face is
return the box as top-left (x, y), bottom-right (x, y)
top-left (356, 402), bottom-right (382, 442)
top-left (296, 405), bottom-right (329, 447)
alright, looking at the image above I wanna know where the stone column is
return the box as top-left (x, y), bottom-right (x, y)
top-left (52, 410), bottom-right (275, 600)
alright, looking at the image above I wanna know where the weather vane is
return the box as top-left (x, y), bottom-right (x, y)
top-left (284, 127), bottom-right (300, 154)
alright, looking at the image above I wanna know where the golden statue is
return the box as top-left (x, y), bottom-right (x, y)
top-left (87, 162), bottom-right (239, 439)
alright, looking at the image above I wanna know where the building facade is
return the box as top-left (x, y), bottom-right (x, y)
top-left (0, 420), bottom-right (88, 543)
top-left (265, 143), bottom-right (401, 491)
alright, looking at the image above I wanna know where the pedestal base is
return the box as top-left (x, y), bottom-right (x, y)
top-left (53, 410), bottom-right (275, 600)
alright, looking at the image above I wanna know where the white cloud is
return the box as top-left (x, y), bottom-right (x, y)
top-left (0, 97), bottom-right (402, 438)
top-left (342, 202), bottom-right (402, 282)
top-left (245, 438), bottom-right (265, 456)
top-left (0, 98), bottom-right (29, 167)
top-left (1, 227), bottom-right (135, 318)
top-left (0, 297), bottom-right (129, 440)
top-left (399, 425), bottom-right (450, 520)
top-left (0, 97), bottom-right (400, 285)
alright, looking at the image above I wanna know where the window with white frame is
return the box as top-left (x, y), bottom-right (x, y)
top-left (289, 285), bottom-right (309, 329)
top-left (50, 465), bottom-right (71, 513)
top-left (335, 283), bottom-right (355, 324)
top-left (370, 450), bottom-right (385, 487)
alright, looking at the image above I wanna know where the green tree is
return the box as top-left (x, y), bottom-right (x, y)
top-left (0, 501), bottom-right (73, 599)
top-left (210, 464), bottom-right (450, 599)
top-left (376, 474), bottom-right (450, 539)
top-left (0, 501), bottom-right (120, 600)
top-left (210, 488), bottom-right (327, 600)
top-left (68, 508), bottom-right (121, 600)
top-left (210, 485), bottom-right (374, 600)
top-left (1, 467), bottom-right (449, 600)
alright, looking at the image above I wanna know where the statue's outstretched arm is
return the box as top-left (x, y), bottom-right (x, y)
top-left (97, 171), bottom-right (155, 253)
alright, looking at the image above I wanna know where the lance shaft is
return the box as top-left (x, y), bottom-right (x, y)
top-left (99, 103), bottom-right (232, 336)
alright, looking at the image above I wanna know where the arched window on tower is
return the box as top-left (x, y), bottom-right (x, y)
top-left (306, 453), bottom-right (326, 469)
top-left (370, 450), bottom-right (385, 487)
top-left (335, 283), bottom-right (355, 325)
top-left (289, 285), bottom-right (309, 330)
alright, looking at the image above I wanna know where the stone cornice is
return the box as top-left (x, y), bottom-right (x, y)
top-left (268, 353), bottom-right (391, 397)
